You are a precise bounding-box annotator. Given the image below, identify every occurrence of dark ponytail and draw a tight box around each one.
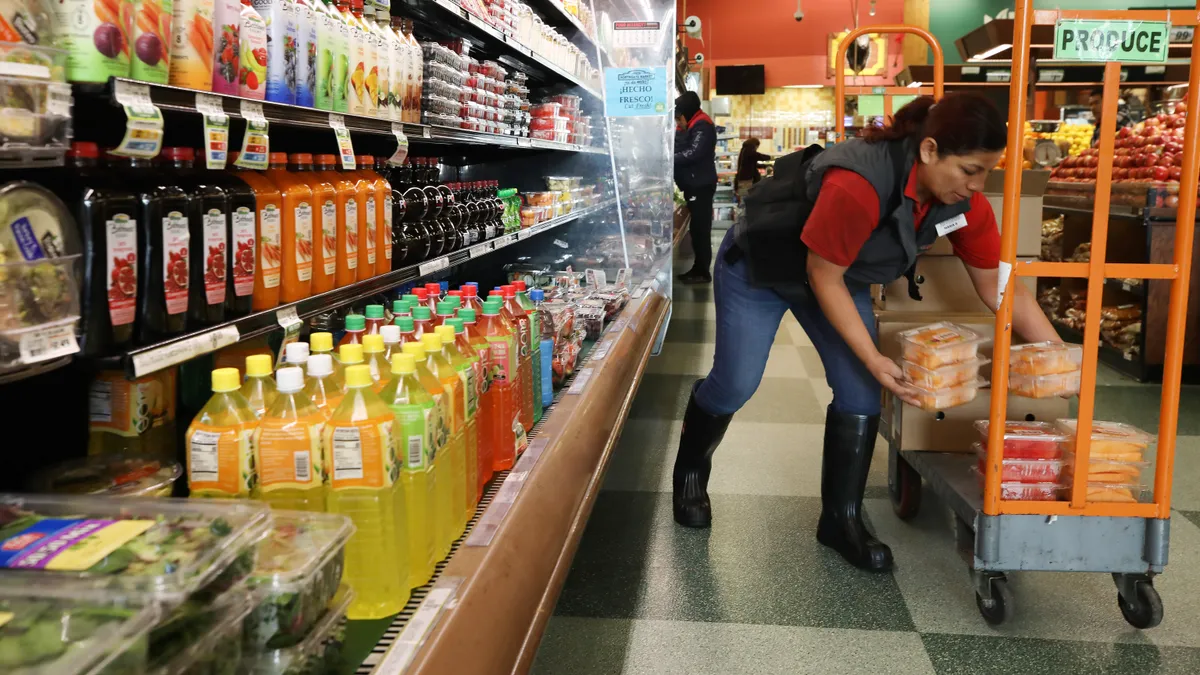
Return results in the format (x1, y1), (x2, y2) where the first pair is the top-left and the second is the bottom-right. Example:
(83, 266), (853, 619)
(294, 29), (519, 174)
(861, 92), (1007, 156)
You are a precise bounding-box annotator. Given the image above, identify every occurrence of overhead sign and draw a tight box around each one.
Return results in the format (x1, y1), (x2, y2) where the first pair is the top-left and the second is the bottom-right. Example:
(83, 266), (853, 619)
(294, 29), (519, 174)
(1054, 20), (1170, 63)
(603, 67), (668, 117)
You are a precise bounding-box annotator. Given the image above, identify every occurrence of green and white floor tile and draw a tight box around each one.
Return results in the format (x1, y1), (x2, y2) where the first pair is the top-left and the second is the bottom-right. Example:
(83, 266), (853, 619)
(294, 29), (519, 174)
(531, 234), (1200, 673)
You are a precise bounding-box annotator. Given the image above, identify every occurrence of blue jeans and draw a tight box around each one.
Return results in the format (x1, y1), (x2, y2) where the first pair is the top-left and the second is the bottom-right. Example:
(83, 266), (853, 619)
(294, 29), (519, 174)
(694, 229), (882, 417)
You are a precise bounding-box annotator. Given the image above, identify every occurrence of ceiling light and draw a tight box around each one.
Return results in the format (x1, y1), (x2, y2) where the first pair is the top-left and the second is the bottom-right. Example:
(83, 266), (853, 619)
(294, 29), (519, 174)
(783, 84), (824, 88)
(869, 0), (876, 16)
(971, 43), (1012, 61)
(906, 81), (923, 88)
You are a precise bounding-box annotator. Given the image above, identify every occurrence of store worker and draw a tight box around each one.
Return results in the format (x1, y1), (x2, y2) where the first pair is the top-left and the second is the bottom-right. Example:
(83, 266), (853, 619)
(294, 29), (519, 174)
(671, 93), (1063, 572)
(674, 90), (719, 284)
(736, 137), (771, 198)
(1088, 89), (1132, 146)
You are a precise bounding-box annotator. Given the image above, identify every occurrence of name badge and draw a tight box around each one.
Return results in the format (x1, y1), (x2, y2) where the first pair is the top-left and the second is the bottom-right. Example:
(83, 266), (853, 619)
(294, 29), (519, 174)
(935, 214), (969, 237)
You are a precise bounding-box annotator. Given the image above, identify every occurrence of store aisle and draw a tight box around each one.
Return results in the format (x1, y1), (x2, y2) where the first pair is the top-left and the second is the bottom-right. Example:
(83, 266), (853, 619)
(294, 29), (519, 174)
(532, 231), (1200, 674)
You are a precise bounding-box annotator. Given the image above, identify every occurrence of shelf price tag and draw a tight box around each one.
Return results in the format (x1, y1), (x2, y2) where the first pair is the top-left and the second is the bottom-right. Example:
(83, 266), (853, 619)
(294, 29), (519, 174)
(592, 338), (613, 361)
(18, 319), (79, 365)
(585, 268), (606, 289)
(235, 101), (269, 170)
(328, 114), (356, 169)
(419, 256), (449, 277)
(567, 367), (594, 395)
(130, 325), (241, 378)
(468, 242), (492, 258)
(196, 93), (229, 169)
(274, 305), (303, 369)
(112, 81), (163, 158)
(615, 267), (632, 288)
(517, 228), (532, 240)
(388, 122), (409, 166)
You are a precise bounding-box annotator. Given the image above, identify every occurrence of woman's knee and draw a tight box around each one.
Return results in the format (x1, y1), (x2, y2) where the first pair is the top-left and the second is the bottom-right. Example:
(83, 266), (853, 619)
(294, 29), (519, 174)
(695, 370), (761, 416)
(830, 381), (883, 417)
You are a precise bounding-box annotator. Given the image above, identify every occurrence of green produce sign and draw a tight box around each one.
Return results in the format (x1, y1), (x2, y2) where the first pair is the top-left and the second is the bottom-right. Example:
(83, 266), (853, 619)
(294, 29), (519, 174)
(1054, 20), (1170, 63)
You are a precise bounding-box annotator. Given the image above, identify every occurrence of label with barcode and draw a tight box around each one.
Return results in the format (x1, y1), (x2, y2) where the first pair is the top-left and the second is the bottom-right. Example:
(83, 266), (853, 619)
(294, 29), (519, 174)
(419, 256), (449, 276)
(469, 243), (492, 258)
(293, 451), (311, 481)
(88, 380), (113, 422)
(189, 430), (221, 481)
(331, 427), (364, 480)
(407, 435), (422, 468)
(518, 229), (532, 240)
(567, 367), (594, 395)
(592, 339), (613, 360)
(131, 325), (240, 378)
(18, 320), (79, 364)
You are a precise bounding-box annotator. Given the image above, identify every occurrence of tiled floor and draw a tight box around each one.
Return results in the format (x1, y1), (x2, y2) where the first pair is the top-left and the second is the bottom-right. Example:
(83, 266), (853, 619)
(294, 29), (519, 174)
(532, 229), (1200, 674)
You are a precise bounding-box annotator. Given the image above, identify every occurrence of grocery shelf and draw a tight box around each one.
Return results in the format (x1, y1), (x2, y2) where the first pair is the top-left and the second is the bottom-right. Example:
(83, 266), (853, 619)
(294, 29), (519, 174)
(524, 0), (609, 63)
(1052, 320), (1147, 381)
(1106, 278), (1146, 295)
(101, 198), (616, 379)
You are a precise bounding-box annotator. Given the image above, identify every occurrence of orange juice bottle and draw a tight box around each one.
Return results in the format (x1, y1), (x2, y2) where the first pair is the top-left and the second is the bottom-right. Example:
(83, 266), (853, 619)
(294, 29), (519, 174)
(253, 366), (328, 512)
(381, 323), (402, 361)
(501, 285), (534, 434)
(357, 155), (392, 276)
(412, 306), (433, 341)
(186, 367), (258, 498)
(394, 316), (418, 346)
(314, 154), (359, 287)
(339, 343), (365, 389)
(346, 158), (375, 279)
(421, 333), (466, 537)
(479, 299), (519, 471)
(323, 364), (410, 619)
(341, 314), (366, 346)
(241, 354), (279, 418)
(364, 304), (386, 334)
(362, 334), (392, 392)
(433, 300), (456, 329)
(230, 153), (284, 311)
(305, 352), (344, 417)
(310, 332), (345, 383)
(436, 324), (479, 516)
(400, 341), (452, 558)
(423, 283), (442, 312)
(457, 308), (494, 496)
(265, 153), (315, 303)
(291, 153), (338, 295)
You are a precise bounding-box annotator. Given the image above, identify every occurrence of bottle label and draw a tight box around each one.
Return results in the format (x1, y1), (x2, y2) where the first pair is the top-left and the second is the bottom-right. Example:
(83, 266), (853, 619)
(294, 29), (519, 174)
(88, 369), (176, 438)
(440, 374), (462, 433)
(394, 400), (433, 470)
(260, 204), (282, 288)
(232, 208), (256, 296)
(430, 391), (450, 455)
(382, 196), (393, 260)
(516, 316), (530, 358)
(321, 200), (337, 275)
(485, 335), (512, 382)
(203, 209), (228, 304)
(106, 214), (137, 327)
(472, 342), (491, 393)
(187, 422), (256, 496)
(255, 414), (326, 490)
(294, 202), (314, 281)
(457, 363), (477, 418)
(365, 197), (377, 264)
(162, 212), (190, 315)
(327, 418), (397, 489)
(344, 200), (358, 269)
(0, 518), (157, 570)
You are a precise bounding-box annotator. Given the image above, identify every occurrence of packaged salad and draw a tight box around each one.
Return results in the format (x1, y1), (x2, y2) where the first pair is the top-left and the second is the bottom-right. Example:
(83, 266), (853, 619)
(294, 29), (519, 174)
(242, 586), (353, 675)
(0, 587), (160, 675)
(147, 587), (259, 675)
(27, 456), (182, 497)
(243, 511), (353, 651)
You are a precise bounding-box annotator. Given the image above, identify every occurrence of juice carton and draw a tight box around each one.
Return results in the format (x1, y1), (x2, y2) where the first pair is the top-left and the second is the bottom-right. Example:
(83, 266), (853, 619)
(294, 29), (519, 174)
(168, 0), (214, 88)
(131, 0), (173, 82)
(253, 0), (298, 103)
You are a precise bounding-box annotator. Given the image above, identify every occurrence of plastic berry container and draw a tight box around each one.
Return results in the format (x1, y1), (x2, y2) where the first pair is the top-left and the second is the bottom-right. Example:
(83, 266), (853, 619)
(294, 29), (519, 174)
(973, 468), (1063, 501)
(895, 322), (989, 369)
(530, 102), (563, 118)
(549, 93), (581, 111)
(900, 357), (988, 390)
(1010, 341), (1084, 375)
(974, 420), (1067, 459)
(907, 378), (985, 412)
(1055, 419), (1154, 461)
(1009, 369), (1082, 398)
(973, 442), (1064, 483)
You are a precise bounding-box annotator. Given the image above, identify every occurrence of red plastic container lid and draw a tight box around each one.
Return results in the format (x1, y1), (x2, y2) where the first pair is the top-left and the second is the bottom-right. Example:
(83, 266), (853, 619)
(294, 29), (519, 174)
(162, 147), (195, 161)
(69, 141), (99, 158)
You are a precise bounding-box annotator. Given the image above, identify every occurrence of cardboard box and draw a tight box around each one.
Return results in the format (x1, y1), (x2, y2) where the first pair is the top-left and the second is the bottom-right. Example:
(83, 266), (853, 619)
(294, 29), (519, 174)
(925, 169), (1049, 258)
(874, 256), (1036, 314)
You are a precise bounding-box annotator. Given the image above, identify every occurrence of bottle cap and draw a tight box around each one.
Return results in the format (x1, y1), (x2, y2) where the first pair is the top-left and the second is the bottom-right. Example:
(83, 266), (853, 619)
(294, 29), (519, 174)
(285, 342), (310, 364)
(363, 334), (385, 353)
(211, 368), (241, 392)
(482, 301), (500, 315)
(436, 301), (455, 315)
(344, 364), (372, 388)
(447, 318), (465, 333)
(424, 282), (441, 296)
(434, 325), (455, 344)
(246, 354), (273, 377)
(345, 314), (366, 331)
(396, 316), (415, 331)
(448, 296), (462, 307)
(393, 299), (410, 314)
(365, 304), (385, 319)
(439, 281), (449, 294)
(276, 367), (305, 393)
(310, 332), (333, 353)
(501, 284), (517, 297)
(307, 353), (333, 377)
(355, 154), (374, 164)
(413, 306), (432, 320)
(401, 342), (426, 358)
(380, 324), (401, 344)
(289, 152), (314, 164)
(269, 152), (288, 165)
(340, 343), (364, 364)
(447, 290), (462, 297)
(391, 353), (416, 375)
(162, 146), (195, 161)
(461, 285), (477, 298)
(413, 288), (428, 300)
(512, 280), (527, 291)
(421, 334), (443, 351)
(458, 308), (477, 322)
(530, 289), (544, 301)
(69, 141), (99, 159)
(315, 153), (337, 165)
(402, 293), (420, 304)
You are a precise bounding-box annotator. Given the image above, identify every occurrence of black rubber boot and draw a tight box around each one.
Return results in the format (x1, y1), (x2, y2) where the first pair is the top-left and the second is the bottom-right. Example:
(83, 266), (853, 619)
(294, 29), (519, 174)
(672, 380), (733, 528)
(816, 407), (894, 572)
(677, 268), (712, 285)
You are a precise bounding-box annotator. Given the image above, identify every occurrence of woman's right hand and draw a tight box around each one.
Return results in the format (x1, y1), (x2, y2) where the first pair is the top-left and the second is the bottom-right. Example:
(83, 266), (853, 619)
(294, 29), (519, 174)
(866, 353), (922, 407)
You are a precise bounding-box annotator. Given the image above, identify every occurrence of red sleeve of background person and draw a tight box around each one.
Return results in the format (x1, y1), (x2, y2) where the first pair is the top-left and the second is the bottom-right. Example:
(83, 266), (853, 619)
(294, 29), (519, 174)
(801, 168), (1001, 269)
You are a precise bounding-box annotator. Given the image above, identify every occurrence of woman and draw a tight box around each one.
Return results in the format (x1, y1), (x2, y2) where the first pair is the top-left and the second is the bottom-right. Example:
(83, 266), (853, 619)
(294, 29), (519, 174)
(671, 93), (1063, 572)
(674, 91), (719, 284)
(735, 138), (771, 198)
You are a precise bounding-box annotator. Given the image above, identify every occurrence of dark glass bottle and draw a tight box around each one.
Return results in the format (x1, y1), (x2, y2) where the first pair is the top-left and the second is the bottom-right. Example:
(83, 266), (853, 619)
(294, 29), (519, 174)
(419, 159), (449, 256)
(399, 158), (433, 262)
(159, 147), (228, 327)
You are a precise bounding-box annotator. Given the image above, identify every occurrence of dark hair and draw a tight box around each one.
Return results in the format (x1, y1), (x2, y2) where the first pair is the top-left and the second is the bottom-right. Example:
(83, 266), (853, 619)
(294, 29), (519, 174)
(861, 92), (1006, 156)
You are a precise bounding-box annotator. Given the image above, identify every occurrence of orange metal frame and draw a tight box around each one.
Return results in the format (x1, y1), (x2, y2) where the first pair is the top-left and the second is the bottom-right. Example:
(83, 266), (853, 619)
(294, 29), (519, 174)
(985, 3), (1199, 519)
(834, 26), (943, 142)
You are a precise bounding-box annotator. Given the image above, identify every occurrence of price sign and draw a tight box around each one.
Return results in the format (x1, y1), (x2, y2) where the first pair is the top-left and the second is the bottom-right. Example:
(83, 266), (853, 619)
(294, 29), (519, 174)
(131, 326), (241, 377)
(274, 305), (304, 369)
(585, 268), (606, 289)
(419, 256), (449, 277)
(518, 228), (532, 240)
(388, 123), (409, 166)
(235, 101), (269, 169)
(468, 242), (492, 258)
(196, 93), (229, 169)
(615, 267), (632, 288)
(112, 81), (163, 158)
(329, 114), (356, 169)
(567, 367), (594, 395)
(1038, 69), (1065, 83)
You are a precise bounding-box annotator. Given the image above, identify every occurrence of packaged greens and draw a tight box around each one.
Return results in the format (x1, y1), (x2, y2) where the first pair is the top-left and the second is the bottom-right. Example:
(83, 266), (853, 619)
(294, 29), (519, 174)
(0, 495), (272, 604)
(242, 586), (353, 675)
(147, 588), (258, 675)
(243, 512), (353, 651)
(0, 587), (159, 675)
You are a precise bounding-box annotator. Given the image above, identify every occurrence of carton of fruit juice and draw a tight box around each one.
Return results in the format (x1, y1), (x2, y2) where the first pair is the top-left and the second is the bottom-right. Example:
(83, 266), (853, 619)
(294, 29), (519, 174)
(238, 0), (267, 99)
(211, 0), (241, 93)
(167, 0), (214, 89)
(131, 0), (173, 82)
(253, 0), (298, 103)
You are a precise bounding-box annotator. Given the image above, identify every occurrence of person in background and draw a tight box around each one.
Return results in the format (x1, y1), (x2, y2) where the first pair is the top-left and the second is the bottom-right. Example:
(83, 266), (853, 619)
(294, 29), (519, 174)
(735, 138), (771, 198)
(674, 91), (719, 284)
(1089, 89), (1132, 146)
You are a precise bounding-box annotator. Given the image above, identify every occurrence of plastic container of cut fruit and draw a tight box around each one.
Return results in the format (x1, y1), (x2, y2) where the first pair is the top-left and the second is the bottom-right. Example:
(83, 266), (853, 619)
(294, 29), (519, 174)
(243, 511), (353, 651)
(974, 420), (1067, 459)
(973, 442), (1064, 483)
(1009, 340), (1083, 375)
(908, 378), (985, 411)
(0, 586), (161, 675)
(1063, 451), (1149, 482)
(1071, 481), (1151, 503)
(900, 357), (988, 389)
(1009, 369), (1081, 398)
(242, 586), (354, 675)
(0, 494), (272, 604)
(1055, 419), (1154, 460)
(28, 455), (182, 497)
(895, 322), (988, 369)
(148, 587), (260, 675)
(973, 468), (1063, 501)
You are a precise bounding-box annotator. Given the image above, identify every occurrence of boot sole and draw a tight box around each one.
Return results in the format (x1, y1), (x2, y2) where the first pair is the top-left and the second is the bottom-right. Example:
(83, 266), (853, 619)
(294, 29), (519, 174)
(815, 529), (894, 573)
(673, 510), (712, 529)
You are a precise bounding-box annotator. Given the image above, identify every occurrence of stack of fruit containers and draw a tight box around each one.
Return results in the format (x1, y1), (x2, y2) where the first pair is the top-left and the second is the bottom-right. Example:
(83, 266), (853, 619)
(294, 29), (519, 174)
(974, 420), (1071, 501)
(1056, 419), (1154, 504)
(894, 322), (989, 411)
(1007, 341), (1083, 398)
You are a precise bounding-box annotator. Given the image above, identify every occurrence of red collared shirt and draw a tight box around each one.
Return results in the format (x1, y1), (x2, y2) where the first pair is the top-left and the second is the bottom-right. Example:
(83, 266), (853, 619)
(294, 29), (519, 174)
(800, 165), (1000, 269)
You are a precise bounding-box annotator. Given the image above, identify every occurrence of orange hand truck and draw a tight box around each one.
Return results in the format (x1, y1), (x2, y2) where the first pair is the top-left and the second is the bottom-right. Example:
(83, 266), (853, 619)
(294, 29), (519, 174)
(838, 10), (1196, 628)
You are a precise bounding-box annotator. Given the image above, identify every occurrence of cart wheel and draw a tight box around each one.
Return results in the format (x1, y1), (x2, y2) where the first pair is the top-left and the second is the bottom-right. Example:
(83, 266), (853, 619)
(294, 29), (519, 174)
(889, 454), (922, 520)
(976, 576), (1015, 626)
(1118, 580), (1163, 629)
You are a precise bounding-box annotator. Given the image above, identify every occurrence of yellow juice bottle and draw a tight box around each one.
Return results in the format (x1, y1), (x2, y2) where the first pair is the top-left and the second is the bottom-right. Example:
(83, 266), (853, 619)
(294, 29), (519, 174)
(379, 353), (438, 589)
(305, 353), (344, 418)
(253, 366), (327, 512)
(241, 354), (278, 418)
(421, 333), (466, 539)
(338, 343), (365, 394)
(401, 341), (452, 558)
(322, 364), (410, 619)
(310, 332), (345, 382)
(436, 324), (478, 520)
(186, 368), (258, 498)
(362, 334), (392, 393)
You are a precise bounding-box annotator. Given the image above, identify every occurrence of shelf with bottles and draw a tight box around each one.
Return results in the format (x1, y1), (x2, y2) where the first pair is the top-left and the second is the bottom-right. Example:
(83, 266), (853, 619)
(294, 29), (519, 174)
(523, 0), (608, 63)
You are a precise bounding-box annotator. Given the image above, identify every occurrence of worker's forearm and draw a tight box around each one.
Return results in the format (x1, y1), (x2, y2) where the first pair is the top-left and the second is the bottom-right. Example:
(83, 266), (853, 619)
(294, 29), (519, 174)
(809, 272), (880, 367)
(1011, 281), (1061, 343)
